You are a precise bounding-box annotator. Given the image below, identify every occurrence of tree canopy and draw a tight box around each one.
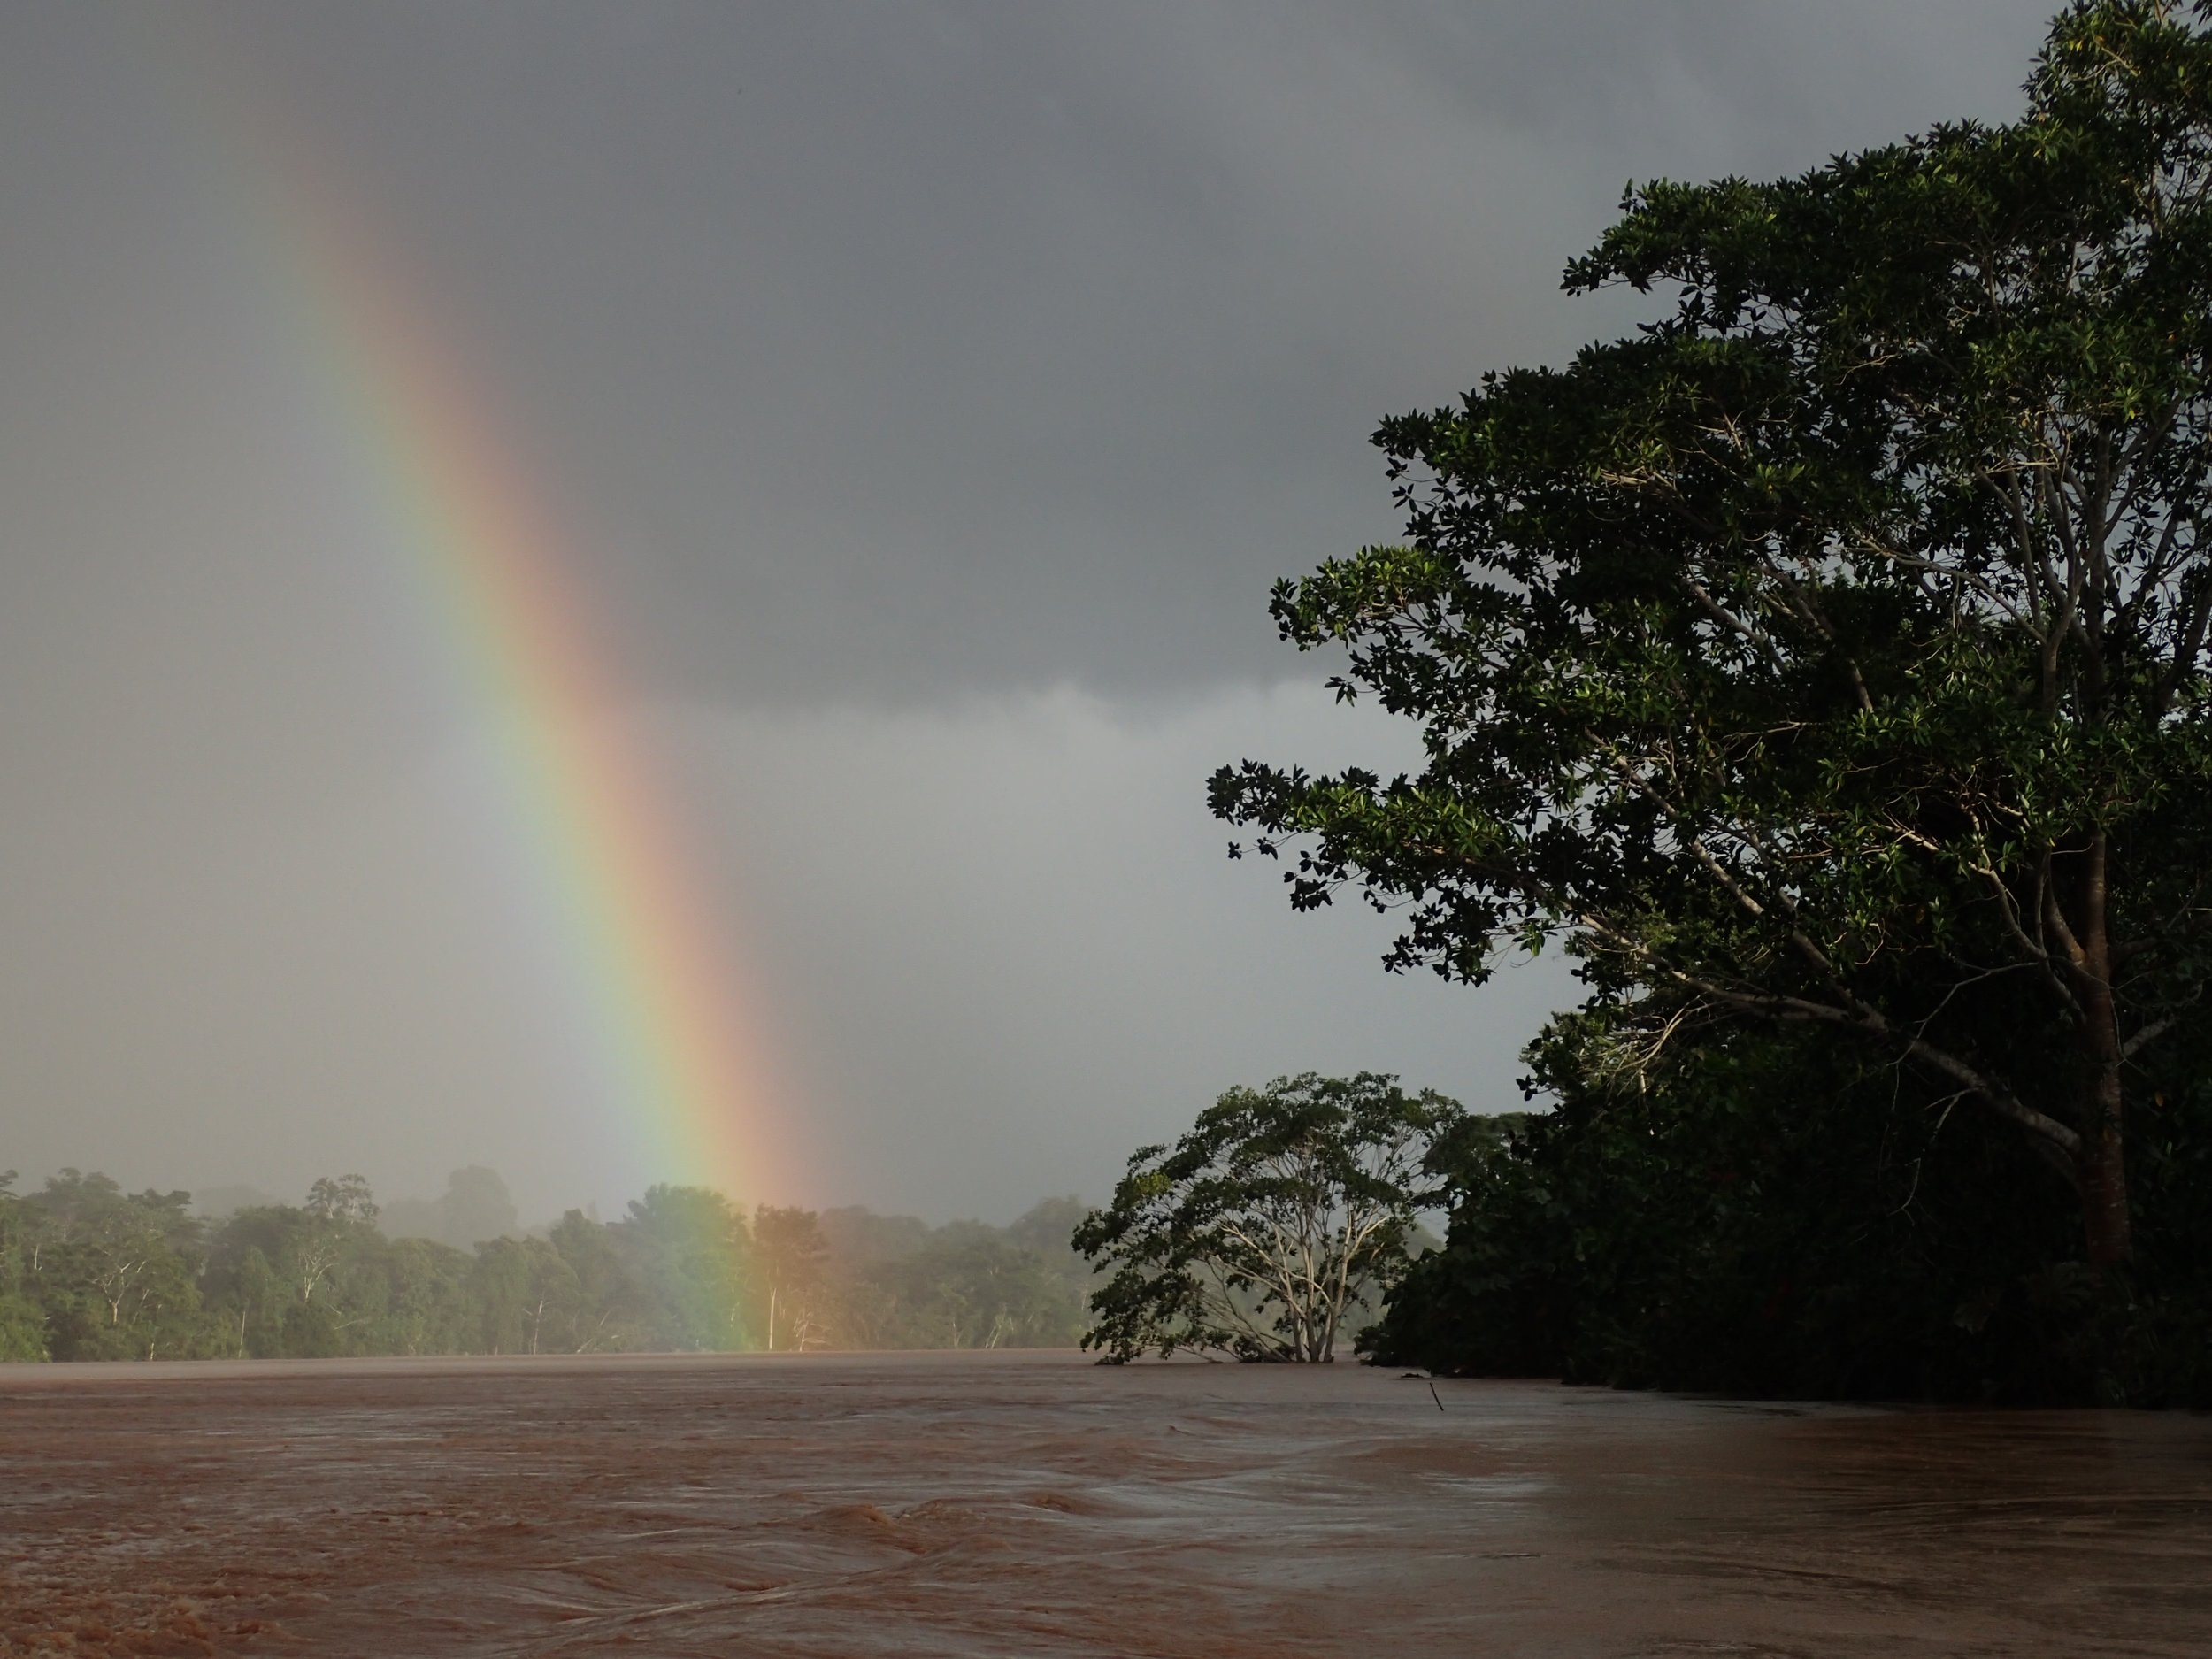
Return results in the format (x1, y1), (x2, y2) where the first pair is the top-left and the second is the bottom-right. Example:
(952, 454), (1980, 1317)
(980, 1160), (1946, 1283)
(1074, 1073), (1460, 1363)
(0, 1168), (1096, 1363)
(1214, 0), (2212, 1273)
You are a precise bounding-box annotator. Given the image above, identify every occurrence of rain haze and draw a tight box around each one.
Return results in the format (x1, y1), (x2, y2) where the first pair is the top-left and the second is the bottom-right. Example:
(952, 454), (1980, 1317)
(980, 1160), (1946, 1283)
(0, 1), (2055, 1225)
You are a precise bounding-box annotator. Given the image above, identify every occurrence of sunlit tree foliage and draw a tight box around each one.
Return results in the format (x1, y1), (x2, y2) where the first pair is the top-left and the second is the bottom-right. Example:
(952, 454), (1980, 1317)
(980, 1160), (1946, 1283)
(1075, 1074), (1461, 1363)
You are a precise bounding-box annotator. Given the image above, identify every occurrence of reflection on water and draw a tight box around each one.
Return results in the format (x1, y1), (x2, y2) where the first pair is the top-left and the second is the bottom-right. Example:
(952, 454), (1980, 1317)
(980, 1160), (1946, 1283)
(2, 1351), (2208, 1656)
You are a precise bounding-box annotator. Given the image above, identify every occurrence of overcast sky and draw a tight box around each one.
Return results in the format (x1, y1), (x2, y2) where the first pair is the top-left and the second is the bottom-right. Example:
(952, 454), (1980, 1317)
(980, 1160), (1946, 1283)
(0, 1), (2056, 1223)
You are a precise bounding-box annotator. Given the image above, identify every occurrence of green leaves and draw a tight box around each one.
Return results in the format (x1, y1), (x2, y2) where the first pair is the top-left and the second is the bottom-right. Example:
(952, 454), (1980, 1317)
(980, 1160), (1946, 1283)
(1216, 0), (2212, 1267)
(1073, 1074), (1463, 1363)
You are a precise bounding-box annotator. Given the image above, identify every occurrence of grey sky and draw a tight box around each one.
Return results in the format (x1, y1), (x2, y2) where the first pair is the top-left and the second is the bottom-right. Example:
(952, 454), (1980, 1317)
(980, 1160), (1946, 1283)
(0, 2), (2055, 1221)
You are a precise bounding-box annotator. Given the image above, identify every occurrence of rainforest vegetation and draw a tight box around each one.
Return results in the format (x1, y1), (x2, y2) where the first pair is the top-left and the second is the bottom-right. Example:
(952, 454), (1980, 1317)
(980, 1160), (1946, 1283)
(1217, 1), (2212, 1404)
(1076, 1072), (1457, 1363)
(0, 1165), (1092, 1362)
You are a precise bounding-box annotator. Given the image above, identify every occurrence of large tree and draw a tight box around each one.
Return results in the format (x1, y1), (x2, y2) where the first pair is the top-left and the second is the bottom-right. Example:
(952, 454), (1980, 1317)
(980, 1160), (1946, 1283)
(1212, 1), (2212, 1268)
(1075, 1073), (1460, 1363)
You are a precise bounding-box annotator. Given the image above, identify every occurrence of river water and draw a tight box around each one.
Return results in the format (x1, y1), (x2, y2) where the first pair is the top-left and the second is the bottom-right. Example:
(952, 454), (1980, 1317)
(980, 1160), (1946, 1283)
(2, 1350), (2207, 1656)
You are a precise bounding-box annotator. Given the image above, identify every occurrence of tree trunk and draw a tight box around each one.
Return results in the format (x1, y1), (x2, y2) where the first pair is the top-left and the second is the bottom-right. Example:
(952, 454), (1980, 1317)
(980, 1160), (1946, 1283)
(2074, 834), (2132, 1268)
(2078, 1065), (2131, 1268)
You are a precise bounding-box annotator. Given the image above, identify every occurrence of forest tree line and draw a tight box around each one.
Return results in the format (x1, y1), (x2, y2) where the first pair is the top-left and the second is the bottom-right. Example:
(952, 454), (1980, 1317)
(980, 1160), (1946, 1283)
(0, 1165), (1093, 1363)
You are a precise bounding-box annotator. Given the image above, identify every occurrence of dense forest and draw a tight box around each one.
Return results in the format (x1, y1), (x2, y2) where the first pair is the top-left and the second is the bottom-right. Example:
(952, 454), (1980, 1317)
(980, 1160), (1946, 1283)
(1366, 1020), (2212, 1404)
(0, 1165), (1093, 1363)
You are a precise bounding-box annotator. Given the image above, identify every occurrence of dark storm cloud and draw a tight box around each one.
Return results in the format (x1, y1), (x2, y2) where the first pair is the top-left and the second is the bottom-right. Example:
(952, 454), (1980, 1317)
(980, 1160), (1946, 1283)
(352, 0), (2055, 706)
(7, 1), (2057, 711)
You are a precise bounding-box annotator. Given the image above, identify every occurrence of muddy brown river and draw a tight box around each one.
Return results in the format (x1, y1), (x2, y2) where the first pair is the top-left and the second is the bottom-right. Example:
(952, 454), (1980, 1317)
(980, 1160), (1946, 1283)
(2, 1350), (2208, 1656)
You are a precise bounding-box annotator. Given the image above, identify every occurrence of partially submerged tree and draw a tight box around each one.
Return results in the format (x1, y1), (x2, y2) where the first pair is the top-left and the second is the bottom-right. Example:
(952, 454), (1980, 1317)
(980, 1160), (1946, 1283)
(614, 1184), (755, 1351)
(1074, 1073), (1461, 1362)
(1213, 1), (2212, 1269)
(18, 1171), (205, 1360)
(752, 1205), (831, 1350)
(0, 1171), (43, 1360)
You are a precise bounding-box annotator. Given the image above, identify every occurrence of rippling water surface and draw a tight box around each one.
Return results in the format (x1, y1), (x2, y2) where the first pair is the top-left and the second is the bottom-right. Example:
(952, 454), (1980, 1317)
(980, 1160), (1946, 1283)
(3, 1350), (2208, 1655)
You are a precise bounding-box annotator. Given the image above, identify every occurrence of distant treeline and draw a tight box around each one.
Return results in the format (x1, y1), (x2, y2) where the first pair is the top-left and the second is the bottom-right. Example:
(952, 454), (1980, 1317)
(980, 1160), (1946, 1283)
(0, 1166), (1093, 1363)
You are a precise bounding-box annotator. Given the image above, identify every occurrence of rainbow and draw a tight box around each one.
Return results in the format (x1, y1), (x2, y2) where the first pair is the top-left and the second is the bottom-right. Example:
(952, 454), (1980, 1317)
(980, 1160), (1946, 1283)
(219, 110), (797, 1208)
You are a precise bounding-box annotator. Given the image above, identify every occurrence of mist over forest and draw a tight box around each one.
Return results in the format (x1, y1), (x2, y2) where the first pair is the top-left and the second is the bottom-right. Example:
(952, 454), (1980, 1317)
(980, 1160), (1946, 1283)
(0, 1164), (1096, 1362)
